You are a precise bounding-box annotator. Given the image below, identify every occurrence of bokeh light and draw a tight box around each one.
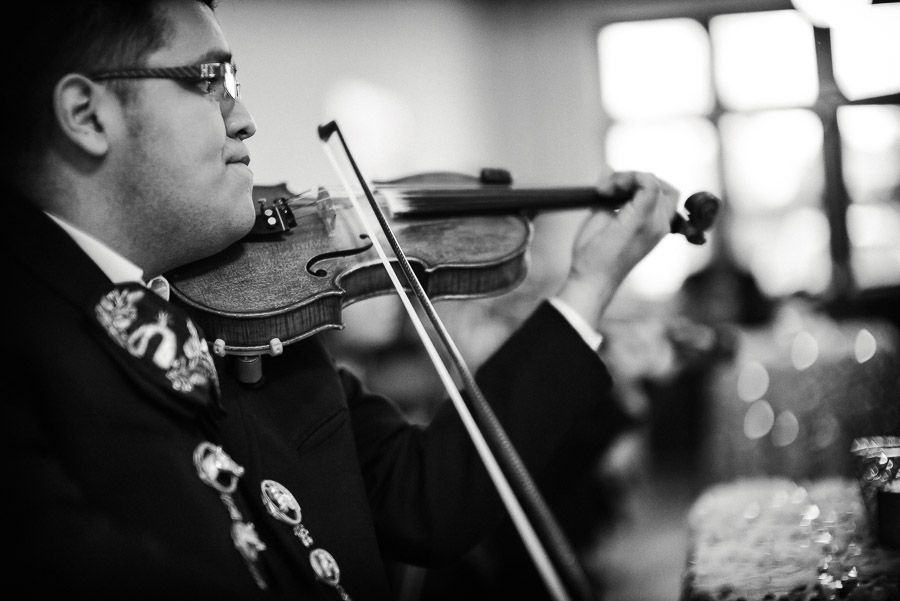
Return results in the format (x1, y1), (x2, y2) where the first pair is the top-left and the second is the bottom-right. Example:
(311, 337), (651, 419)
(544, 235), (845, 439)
(854, 329), (877, 363)
(737, 360), (770, 402)
(771, 410), (801, 447)
(744, 400), (776, 439)
(790, 331), (819, 370)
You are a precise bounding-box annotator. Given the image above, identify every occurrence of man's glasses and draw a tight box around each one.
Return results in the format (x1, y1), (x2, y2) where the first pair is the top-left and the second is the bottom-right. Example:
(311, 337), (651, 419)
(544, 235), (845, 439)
(89, 61), (240, 102)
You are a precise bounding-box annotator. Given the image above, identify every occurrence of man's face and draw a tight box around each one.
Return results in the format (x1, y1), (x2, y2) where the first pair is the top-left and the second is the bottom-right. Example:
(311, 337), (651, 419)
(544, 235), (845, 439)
(114, 0), (257, 273)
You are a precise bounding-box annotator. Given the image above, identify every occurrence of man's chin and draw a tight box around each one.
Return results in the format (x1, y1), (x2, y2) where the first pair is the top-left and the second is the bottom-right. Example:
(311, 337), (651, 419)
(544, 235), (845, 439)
(219, 220), (253, 253)
(194, 222), (252, 263)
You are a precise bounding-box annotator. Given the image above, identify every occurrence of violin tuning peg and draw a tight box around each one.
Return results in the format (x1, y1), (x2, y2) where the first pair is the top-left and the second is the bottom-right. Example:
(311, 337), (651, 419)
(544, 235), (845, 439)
(670, 212), (708, 245)
(684, 191), (721, 231)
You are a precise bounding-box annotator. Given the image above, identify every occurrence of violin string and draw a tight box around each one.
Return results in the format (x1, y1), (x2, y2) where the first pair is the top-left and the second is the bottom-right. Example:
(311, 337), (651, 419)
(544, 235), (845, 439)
(319, 136), (573, 601)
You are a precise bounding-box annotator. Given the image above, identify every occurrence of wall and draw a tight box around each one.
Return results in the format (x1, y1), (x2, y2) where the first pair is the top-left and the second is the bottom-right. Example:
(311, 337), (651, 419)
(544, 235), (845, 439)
(215, 0), (791, 191)
(216, 0), (500, 192)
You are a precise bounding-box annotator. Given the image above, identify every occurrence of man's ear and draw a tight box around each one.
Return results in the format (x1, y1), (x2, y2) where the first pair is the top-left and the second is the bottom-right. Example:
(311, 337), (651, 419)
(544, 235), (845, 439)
(53, 74), (115, 157)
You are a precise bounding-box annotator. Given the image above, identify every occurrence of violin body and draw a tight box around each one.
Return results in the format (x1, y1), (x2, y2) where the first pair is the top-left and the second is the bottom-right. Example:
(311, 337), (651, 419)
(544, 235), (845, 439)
(168, 182), (533, 356)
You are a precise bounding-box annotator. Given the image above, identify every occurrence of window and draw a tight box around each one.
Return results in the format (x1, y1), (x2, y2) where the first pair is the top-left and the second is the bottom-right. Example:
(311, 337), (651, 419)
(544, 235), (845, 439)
(597, 1), (900, 304)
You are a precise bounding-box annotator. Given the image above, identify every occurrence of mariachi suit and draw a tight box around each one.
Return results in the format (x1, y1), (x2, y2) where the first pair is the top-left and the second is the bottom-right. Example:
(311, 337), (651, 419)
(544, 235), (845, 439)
(3, 189), (630, 600)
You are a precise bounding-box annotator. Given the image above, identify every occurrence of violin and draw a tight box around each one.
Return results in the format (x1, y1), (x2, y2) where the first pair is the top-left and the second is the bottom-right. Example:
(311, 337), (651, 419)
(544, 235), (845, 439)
(167, 169), (719, 359)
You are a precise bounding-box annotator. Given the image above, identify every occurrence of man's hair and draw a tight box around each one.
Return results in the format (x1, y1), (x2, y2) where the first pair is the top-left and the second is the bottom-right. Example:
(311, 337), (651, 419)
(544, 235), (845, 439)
(3, 0), (215, 182)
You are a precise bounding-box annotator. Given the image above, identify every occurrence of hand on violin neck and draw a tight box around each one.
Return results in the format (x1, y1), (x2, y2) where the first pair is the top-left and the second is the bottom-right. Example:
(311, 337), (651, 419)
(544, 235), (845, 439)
(556, 171), (680, 326)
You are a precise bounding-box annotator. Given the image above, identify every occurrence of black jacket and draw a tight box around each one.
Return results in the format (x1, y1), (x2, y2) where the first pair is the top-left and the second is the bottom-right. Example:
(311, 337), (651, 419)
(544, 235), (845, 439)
(2, 190), (627, 600)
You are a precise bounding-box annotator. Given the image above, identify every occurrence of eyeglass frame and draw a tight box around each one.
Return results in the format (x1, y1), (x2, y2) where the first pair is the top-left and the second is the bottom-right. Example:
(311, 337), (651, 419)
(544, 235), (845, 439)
(88, 61), (240, 101)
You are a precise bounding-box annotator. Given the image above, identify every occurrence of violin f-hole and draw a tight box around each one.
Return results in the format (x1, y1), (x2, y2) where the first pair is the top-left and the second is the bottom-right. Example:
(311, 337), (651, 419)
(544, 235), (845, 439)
(306, 234), (373, 277)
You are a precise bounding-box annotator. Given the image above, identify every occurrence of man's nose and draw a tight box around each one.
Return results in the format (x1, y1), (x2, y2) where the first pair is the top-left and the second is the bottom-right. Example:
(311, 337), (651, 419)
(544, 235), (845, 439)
(226, 98), (257, 140)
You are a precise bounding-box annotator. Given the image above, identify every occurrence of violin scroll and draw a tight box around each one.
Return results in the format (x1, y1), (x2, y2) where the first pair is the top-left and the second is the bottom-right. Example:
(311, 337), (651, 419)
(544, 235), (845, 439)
(670, 191), (721, 245)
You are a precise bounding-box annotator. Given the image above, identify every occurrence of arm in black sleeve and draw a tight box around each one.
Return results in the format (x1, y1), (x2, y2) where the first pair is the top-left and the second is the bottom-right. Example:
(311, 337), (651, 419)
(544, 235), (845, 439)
(347, 301), (633, 565)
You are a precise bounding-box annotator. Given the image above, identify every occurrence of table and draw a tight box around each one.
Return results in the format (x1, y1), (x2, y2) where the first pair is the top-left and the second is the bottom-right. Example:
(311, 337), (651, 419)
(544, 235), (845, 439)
(680, 478), (900, 601)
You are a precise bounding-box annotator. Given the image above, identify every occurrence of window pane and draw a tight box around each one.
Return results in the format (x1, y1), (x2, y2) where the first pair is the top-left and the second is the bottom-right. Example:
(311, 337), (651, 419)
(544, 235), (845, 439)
(720, 109), (824, 214)
(832, 4), (900, 101)
(848, 204), (900, 289)
(710, 10), (818, 110)
(598, 18), (712, 120)
(839, 105), (900, 205)
(605, 117), (721, 198)
(841, 104), (900, 289)
(721, 109), (830, 296)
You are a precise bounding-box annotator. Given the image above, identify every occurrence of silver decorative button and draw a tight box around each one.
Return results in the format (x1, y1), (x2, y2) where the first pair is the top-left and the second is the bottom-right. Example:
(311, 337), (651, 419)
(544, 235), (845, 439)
(309, 547), (341, 587)
(260, 479), (302, 525)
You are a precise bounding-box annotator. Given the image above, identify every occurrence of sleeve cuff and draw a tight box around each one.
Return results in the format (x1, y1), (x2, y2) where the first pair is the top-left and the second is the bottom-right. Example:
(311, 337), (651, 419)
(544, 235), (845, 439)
(548, 297), (604, 351)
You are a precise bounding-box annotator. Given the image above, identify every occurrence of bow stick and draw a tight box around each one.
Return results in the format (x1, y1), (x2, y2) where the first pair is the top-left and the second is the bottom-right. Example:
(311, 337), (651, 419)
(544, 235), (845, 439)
(319, 120), (595, 601)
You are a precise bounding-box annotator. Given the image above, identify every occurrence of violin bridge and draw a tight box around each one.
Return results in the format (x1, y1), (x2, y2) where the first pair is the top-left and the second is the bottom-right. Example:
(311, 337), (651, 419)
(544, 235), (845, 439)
(315, 186), (336, 236)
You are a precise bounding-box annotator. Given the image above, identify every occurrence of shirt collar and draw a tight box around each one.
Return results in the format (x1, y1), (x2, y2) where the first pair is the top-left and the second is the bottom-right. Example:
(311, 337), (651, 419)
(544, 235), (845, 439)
(45, 212), (145, 285)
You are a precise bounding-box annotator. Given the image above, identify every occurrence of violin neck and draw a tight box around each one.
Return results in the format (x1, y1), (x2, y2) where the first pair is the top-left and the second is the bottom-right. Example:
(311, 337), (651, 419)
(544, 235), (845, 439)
(380, 185), (629, 218)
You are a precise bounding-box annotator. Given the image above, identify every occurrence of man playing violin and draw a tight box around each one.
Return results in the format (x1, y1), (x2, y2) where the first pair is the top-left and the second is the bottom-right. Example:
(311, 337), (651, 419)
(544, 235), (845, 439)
(1, 1), (680, 599)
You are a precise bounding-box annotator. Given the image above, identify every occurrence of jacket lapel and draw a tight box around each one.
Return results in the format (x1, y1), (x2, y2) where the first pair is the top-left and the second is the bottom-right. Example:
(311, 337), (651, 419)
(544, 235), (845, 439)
(90, 282), (223, 418)
(5, 190), (223, 419)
